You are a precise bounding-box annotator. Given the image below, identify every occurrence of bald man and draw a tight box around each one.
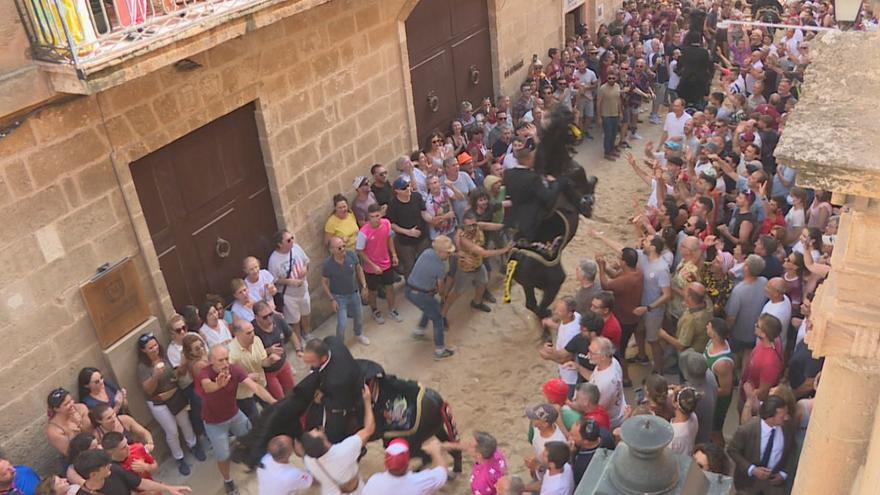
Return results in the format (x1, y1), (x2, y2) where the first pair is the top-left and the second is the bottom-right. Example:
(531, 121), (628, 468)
(762, 277), (792, 350)
(197, 345), (277, 495)
(659, 282), (713, 354)
(257, 435), (313, 494)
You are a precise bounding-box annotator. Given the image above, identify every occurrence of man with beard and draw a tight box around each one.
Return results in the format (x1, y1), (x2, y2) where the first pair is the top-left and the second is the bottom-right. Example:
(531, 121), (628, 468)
(301, 337), (364, 443)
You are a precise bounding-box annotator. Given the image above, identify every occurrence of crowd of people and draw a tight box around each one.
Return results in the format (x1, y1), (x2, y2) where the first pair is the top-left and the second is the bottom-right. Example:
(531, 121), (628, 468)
(1, 0), (869, 493)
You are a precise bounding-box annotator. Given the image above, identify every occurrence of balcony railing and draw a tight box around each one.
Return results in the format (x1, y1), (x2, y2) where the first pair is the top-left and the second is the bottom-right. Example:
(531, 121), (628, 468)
(14, 0), (277, 71)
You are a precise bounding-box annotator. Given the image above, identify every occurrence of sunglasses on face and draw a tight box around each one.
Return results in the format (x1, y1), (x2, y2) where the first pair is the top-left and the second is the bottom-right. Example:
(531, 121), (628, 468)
(49, 387), (68, 405)
(173, 326), (187, 333)
(432, 139), (443, 144)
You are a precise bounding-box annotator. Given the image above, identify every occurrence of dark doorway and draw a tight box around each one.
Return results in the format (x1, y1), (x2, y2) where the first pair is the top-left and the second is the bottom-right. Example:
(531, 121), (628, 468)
(406, 0), (495, 148)
(130, 103), (278, 310)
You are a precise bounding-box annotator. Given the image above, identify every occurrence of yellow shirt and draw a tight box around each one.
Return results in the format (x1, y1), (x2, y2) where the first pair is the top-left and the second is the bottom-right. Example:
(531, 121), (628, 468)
(228, 338), (268, 399)
(325, 213), (359, 249)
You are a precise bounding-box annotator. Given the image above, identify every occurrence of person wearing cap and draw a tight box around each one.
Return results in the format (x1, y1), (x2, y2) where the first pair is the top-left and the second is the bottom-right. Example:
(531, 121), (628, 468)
(405, 235), (456, 360)
(524, 403), (567, 481)
(356, 203), (403, 325)
(570, 418), (614, 485)
(256, 435), (313, 494)
(679, 348), (718, 445)
(387, 177), (430, 278)
(362, 438), (447, 494)
(302, 384), (374, 495)
(457, 151), (485, 188)
(351, 175), (379, 227)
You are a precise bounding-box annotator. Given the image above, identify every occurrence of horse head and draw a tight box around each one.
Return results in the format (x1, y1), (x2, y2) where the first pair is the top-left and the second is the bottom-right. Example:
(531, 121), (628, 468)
(229, 372), (319, 470)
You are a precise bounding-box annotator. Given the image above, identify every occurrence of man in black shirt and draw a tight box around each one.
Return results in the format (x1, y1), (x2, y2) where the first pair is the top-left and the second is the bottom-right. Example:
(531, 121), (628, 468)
(571, 419), (615, 485)
(387, 177), (430, 277)
(73, 449), (190, 495)
(503, 147), (562, 242)
(301, 336), (364, 443)
(370, 164), (394, 207)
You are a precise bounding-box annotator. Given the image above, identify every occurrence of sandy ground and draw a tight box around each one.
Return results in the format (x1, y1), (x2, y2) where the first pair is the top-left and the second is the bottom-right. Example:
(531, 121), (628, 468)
(155, 109), (739, 494)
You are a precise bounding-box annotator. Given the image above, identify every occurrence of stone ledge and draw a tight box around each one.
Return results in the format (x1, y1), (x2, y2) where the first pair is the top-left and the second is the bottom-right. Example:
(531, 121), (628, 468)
(775, 30), (880, 199)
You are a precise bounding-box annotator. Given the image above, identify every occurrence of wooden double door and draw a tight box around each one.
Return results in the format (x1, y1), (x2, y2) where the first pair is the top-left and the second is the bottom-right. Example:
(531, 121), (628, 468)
(130, 103), (278, 310)
(406, 0), (495, 147)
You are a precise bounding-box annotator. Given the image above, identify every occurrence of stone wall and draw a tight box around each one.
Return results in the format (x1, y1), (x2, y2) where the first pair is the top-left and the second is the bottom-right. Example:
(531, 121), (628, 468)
(491, 0), (566, 98)
(0, 0), (565, 470)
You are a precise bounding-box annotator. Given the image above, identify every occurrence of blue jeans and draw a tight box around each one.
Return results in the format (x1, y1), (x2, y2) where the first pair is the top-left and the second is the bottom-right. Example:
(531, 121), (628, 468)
(333, 292), (363, 340)
(404, 287), (445, 349)
(602, 116), (620, 155)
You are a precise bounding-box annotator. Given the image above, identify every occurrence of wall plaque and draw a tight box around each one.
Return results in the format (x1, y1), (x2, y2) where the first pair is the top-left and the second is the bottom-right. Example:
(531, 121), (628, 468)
(80, 257), (151, 349)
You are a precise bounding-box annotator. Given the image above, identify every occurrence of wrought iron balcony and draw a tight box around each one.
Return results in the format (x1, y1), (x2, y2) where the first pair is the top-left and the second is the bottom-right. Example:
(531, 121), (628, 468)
(13, 0), (323, 93)
(16, 0), (276, 68)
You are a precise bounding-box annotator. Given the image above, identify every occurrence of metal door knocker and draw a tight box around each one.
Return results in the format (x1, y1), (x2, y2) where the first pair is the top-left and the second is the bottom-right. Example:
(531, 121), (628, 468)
(427, 91), (440, 112)
(215, 237), (231, 258)
(469, 65), (480, 85)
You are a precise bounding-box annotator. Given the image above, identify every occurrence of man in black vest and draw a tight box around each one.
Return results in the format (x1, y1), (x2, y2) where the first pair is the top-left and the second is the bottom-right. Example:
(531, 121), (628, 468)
(503, 146), (563, 243)
(301, 337), (364, 443)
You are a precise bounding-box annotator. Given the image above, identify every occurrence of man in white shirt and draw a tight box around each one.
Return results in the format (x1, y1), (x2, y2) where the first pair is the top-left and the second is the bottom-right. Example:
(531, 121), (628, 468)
(727, 395), (792, 494)
(302, 385), (375, 495)
(761, 278), (792, 349)
(257, 435), (314, 494)
(538, 298), (582, 397)
(362, 438), (448, 494)
(657, 98), (692, 151)
(586, 337), (626, 428)
(523, 441), (575, 495)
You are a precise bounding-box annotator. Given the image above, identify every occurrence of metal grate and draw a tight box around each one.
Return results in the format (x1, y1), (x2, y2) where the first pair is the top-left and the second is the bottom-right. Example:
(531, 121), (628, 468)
(14, 0), (275, 70)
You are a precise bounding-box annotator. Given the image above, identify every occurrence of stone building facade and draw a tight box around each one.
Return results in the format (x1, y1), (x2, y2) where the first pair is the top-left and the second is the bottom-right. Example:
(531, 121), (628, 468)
(0, 0), (570, 470)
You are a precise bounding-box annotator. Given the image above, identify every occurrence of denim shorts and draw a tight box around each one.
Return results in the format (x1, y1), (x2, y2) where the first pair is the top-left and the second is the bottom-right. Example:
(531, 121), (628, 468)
(204, 410), (251, 461)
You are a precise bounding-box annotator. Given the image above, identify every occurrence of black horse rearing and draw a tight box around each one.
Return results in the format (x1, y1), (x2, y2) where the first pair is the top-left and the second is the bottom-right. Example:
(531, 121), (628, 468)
(231, 359), (463, 474)
(504, 107), (598, 320)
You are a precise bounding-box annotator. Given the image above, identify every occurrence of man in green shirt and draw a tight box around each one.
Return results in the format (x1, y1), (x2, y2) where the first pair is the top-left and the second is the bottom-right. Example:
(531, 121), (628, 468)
(597, 72), (623, 160)
(659, 282), (713, 354)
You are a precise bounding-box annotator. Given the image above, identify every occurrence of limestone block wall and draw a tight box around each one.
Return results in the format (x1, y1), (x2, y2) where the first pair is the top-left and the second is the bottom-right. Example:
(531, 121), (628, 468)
(490, 0), (566, 98)
(0, 0), (566, 470)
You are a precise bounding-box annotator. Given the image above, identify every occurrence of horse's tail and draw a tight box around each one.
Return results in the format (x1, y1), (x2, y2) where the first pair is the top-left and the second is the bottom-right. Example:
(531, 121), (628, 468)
(230, 394), (303, 471)
(503, 258), (519, 304)
(439, 399), (460, 443)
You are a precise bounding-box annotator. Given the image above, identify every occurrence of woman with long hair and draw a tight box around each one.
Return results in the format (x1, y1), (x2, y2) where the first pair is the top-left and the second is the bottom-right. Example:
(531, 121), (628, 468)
(88, 403), (153, 451)
(76, 367), (127, 413)
(136, 333), (202, 475)
(424, 131), (451, 171)
(198, 301), (232, 349)
(447, 119), (469, 156)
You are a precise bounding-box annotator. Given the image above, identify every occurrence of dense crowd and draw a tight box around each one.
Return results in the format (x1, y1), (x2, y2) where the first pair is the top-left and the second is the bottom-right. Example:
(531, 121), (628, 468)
(1, 0), (872, 494)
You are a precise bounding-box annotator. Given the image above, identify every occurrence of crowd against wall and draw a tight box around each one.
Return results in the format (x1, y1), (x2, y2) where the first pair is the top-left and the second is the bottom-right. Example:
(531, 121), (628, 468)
(1, 0), (877, 494)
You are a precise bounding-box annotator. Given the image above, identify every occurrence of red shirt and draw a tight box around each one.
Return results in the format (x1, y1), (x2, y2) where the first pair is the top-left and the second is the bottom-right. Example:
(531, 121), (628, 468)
(196, 364), (248, 424)
(120, 442), (155, 480)
(602, 314), (622, 348)
(740, 340), (783, 403)
(584, 405), (611, 431)
(760, 210), (785, 235)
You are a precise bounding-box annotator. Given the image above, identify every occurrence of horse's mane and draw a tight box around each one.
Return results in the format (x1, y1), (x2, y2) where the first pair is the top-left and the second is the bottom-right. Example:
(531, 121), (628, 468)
(534, 106), (578, 177)
(230, 372), (318, 470)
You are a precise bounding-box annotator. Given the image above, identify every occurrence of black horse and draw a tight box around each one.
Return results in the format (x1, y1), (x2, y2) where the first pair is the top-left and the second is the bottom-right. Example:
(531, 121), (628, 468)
(503, 107), (597, 320)
(232, 359), (463, 473)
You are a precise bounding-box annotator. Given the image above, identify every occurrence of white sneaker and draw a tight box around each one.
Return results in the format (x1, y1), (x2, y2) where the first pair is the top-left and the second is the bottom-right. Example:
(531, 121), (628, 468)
(388, 309), (404, 322)
(631, 132), (644, 140)
(357, 335), (371, 346)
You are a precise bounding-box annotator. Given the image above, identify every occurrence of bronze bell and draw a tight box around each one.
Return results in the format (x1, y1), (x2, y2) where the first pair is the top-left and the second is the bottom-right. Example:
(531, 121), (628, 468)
(575, 415), (733, 494)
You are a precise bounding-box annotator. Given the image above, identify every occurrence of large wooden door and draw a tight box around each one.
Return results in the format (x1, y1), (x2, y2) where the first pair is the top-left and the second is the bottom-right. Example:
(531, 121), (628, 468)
(406, 0), (494, 147)
(131, 103), (278, 310)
